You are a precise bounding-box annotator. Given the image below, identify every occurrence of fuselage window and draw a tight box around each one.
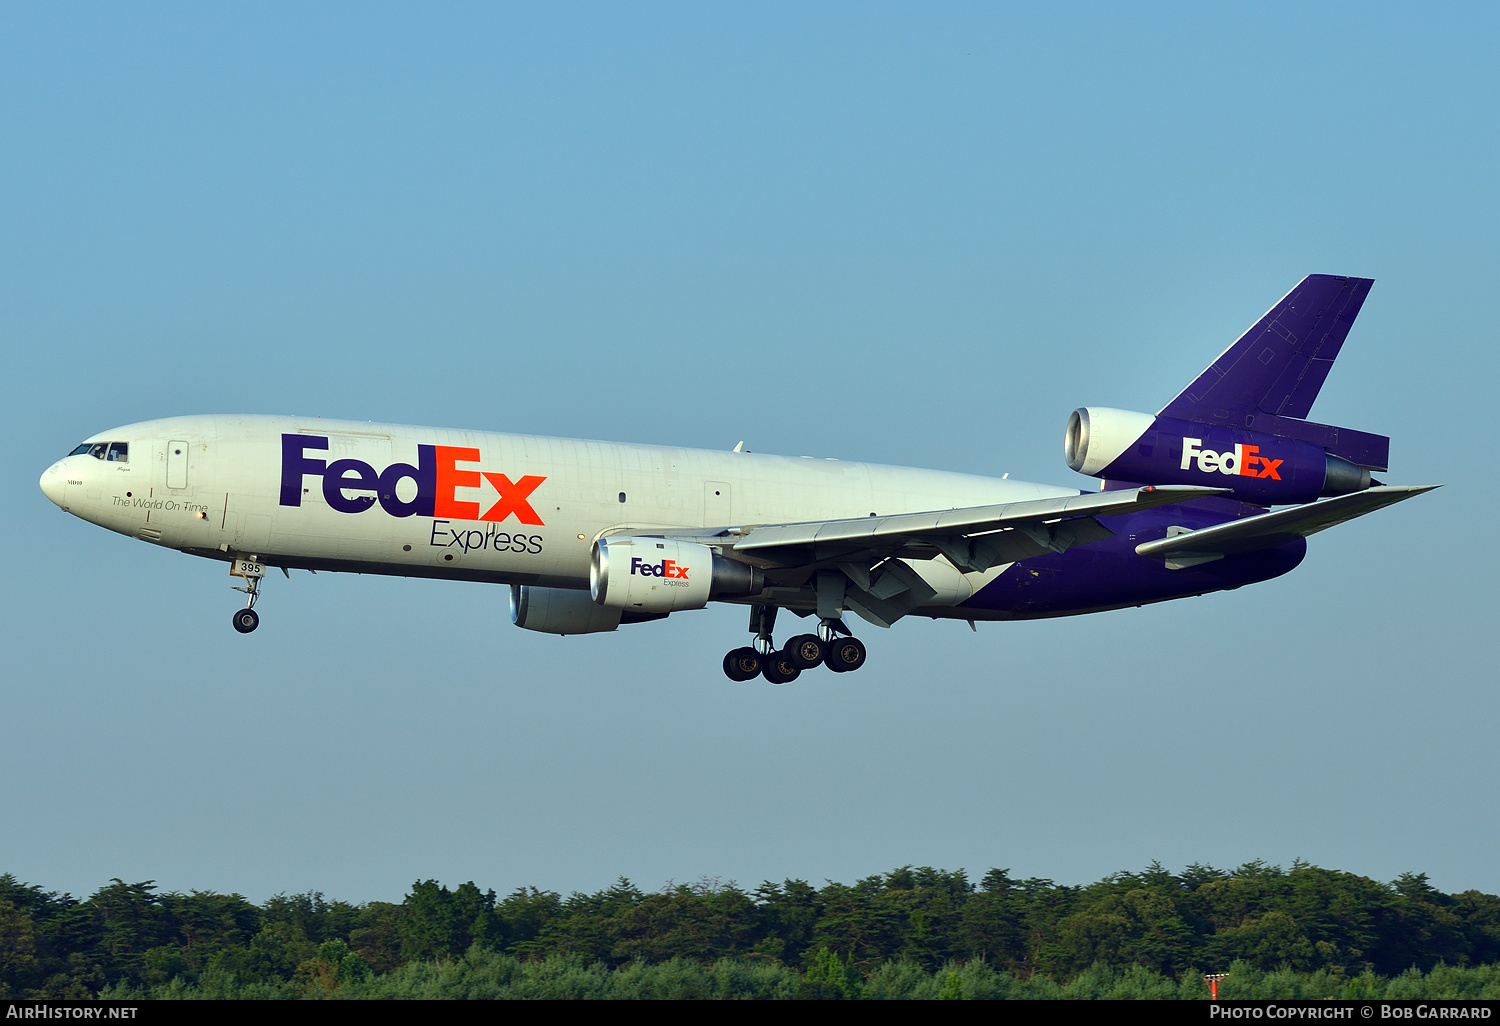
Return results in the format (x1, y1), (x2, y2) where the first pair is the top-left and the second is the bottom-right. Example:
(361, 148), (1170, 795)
(106, 442), (129, 463)
(87, 443), (109, 460)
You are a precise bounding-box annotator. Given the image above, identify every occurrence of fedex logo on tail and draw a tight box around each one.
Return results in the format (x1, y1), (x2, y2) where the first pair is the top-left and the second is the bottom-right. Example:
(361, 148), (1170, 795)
(1181, 438), (1283, 480)
(630, 557), (690, 580)
(279, 434), (546, 524)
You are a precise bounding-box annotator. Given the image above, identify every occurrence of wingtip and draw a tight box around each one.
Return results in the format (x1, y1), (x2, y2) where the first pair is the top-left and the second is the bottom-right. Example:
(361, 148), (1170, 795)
(1368, 483), (1442, 494)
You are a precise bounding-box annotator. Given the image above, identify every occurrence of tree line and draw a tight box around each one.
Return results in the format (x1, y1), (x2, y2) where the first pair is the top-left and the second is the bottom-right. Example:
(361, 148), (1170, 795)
(3, 860), (1499, 999)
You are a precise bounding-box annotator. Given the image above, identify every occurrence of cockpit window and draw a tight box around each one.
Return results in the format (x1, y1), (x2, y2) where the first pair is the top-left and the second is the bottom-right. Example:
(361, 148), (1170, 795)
(70, 438), (128, 459)
(69, 441), (129, 461)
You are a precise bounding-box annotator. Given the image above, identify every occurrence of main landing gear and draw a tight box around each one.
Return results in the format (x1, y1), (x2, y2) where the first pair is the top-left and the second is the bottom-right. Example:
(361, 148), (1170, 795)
(722, 606), (868, 683)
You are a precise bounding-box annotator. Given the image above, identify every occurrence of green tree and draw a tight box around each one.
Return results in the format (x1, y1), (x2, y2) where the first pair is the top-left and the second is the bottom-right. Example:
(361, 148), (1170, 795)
(612, 880), (760, 964)
(348, 902), (402, 973)
(800, 946), (861, 999)
(1206, 910), (1317, 970)
(520, 878), (645, 964)
(0, 898), (39, 996)
(753, 879), (820, 964)
(1453, 890), (1500, 966)
(398, 880), (496, 962)
(261, 891), (361, 944)
(85, 880), (172, 986)
(1050, 889), (1194, 976)
(1377, 873), (1470, 972)
(205, 920), (316, 985)
(158, 890), (261, 976)
(494, 887), (562, 952)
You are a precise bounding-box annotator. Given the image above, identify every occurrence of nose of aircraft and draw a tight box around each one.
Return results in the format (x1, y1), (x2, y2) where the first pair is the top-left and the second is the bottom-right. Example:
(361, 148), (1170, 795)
(40, 462), (67, 508)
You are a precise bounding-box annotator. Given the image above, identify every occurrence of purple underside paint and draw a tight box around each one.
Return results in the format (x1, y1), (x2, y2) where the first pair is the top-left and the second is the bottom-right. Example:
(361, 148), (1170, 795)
(957, 504), (1306, 620)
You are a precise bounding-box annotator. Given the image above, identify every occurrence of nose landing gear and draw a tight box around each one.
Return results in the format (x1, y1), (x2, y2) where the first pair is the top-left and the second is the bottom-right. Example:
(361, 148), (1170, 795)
(230, 557), (267, 634)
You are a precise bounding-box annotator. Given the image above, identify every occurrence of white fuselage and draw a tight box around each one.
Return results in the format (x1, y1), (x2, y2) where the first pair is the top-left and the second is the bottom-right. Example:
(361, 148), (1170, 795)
(41, 415), (1076, 608)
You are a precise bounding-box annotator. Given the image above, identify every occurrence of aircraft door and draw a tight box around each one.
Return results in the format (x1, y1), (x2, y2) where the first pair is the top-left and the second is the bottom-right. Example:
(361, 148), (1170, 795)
(167, 440), (189, 490)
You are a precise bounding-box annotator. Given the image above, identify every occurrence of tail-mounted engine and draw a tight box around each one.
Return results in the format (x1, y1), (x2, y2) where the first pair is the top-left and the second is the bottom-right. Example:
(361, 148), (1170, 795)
(590, 537), (762, 613)
(1065, 407), (1380, 504)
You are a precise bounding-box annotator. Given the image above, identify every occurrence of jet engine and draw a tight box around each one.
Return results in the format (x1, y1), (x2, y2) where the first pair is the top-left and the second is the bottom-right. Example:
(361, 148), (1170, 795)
(511, 585), (626, 634)
(1065, 407), (1374, 505)
(590, 537), (762, 613)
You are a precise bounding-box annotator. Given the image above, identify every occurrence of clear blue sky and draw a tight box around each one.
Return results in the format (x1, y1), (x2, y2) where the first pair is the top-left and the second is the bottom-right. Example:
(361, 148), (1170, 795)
(3, 3), (1496, 903)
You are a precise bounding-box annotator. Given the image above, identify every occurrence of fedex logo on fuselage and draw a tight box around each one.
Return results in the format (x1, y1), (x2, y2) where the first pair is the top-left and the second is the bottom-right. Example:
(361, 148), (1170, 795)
(630, 557), (689, 580)
(1180, 438), (1283, 480)
(279, 434), (546, 523)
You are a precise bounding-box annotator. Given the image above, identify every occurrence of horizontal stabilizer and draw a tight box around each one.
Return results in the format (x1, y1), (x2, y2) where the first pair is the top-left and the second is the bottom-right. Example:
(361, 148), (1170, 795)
(1134, 485), (1437, 564)
(1240, 413), (1389, 472)
(1162, 275), (1374, 425)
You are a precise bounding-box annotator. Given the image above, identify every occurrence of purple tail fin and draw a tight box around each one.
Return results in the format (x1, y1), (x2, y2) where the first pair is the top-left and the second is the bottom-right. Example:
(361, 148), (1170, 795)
(1159, 275), (1388, 471)
(1162, 274), (1373, 420)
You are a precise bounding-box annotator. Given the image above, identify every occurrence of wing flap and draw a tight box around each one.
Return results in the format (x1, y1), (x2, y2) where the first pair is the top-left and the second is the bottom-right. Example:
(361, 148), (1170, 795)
(1134, 485), (1437, 562)
(843, 560), (939, 629)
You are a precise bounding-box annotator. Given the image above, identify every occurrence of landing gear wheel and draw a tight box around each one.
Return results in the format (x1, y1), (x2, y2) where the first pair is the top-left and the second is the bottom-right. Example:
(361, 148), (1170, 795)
(761, 653), (801, 685)
(824, 636), (866, 673)
(784, 634), (825, 669)
(232, 608), (260, 634)
(723, 647), (762, 681)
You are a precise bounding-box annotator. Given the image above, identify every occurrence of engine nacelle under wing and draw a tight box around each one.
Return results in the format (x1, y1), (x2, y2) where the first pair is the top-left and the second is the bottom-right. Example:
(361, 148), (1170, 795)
(590, 537), (761, 613)
(511, 585), (624, 634)
(1065, 407), (1373, 505)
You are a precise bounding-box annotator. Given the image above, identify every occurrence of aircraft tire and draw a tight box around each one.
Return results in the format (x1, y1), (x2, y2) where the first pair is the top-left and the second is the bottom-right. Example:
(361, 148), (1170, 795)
(232, 608), (260, 634)
(784, 634), (825, 669)
(723, 647), (761, 681)
(824, 636), (866, 673)
(761, 653), (801, 685)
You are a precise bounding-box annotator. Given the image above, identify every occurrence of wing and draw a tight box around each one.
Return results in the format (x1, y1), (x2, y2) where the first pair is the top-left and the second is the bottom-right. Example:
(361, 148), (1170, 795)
(659, 484), (1228, 627)
(1133, 485), (1437, 569)
(727, 484), (1226, 569)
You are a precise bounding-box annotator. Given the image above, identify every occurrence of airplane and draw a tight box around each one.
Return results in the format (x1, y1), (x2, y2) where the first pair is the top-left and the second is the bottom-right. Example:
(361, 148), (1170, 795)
(40, 274), (1434, 683)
